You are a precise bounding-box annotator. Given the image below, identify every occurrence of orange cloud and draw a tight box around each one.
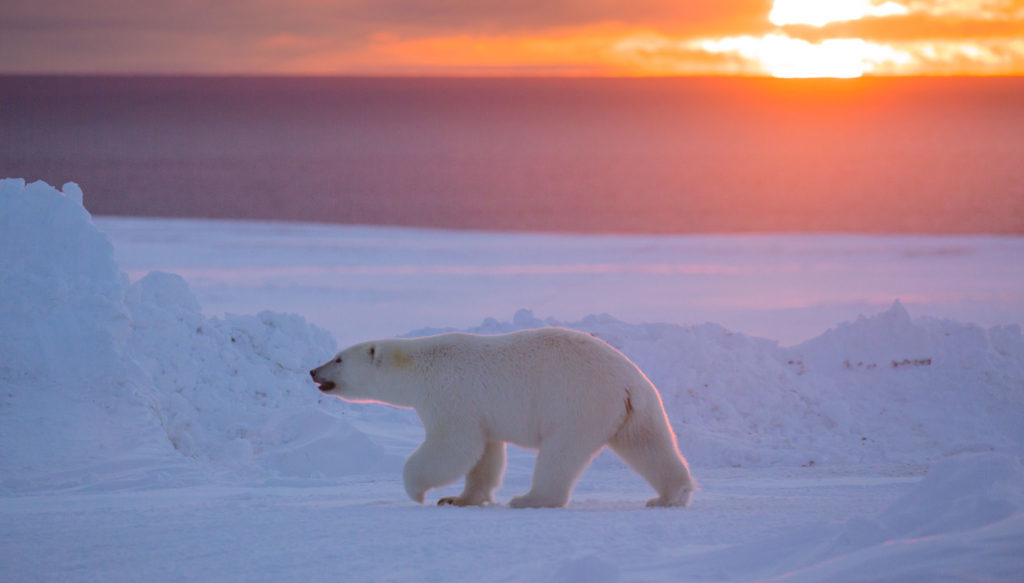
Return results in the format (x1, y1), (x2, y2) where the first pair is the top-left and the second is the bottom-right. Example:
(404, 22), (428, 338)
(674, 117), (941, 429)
(256, 25), (636, 76)
(364, 27), (626, 75)
(903, 0), (1024, 20)
(615, 0), (1024, 77)
(294, 0), (1024, 77)
(2, 0), (1023, 75)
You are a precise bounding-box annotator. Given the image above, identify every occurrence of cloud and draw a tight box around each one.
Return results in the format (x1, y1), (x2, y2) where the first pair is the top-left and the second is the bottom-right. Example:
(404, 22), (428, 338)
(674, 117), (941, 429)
(781, 10), (1024, 43)
(757, 0), (1024, 75)
(769, 0), (909, 27)
(2, 0), (1023, 74)
(0, 0), (759, 73)
(2, 0), (772, 38)
(327, 0), (774, 36)
(903, 0), (1024, 21)
(0, 0), (777, 74)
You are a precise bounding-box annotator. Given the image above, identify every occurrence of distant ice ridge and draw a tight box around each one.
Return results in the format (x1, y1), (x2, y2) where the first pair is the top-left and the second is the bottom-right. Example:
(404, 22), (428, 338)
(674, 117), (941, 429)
(2, 178), (1023, 493)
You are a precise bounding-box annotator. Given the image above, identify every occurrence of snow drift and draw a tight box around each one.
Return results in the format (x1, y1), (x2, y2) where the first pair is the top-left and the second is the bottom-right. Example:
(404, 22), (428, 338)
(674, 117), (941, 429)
(661, 451), (1024, 582)
(1, 179), (171, 489)
(2, 178), (1023, 493)
(0, 179), (394, 490)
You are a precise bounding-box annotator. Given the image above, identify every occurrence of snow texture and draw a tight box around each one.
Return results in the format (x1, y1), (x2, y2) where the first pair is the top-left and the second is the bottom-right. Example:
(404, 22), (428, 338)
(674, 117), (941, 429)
(1, 178), (1022, 582)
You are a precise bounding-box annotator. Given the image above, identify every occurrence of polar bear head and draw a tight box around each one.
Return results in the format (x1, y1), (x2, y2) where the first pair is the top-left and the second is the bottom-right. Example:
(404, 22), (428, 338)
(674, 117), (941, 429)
(310, 340), (414, 406)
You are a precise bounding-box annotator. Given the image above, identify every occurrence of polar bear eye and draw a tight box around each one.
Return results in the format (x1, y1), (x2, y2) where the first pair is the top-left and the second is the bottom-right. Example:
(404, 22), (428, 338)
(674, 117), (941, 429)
(334, 357), (341, 364)
(368, 346), (376, 360)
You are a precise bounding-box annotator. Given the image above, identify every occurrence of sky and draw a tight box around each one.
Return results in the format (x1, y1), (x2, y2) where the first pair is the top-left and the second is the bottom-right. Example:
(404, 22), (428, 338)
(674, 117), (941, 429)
(2, 0), (1023, 77)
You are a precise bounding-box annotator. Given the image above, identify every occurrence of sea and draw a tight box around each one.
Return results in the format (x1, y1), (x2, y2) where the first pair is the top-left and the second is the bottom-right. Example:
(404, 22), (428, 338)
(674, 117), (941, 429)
(2, 75), (1022, 234)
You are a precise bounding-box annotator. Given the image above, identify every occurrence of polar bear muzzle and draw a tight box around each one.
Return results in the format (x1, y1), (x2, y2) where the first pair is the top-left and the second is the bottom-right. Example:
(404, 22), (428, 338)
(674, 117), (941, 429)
(309, 367), (336, 392)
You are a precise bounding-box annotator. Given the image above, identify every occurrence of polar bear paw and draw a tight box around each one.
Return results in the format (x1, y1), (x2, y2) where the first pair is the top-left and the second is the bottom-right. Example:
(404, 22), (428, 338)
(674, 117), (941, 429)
(437, 494), (493, 507)
(645, 488), (692, 508)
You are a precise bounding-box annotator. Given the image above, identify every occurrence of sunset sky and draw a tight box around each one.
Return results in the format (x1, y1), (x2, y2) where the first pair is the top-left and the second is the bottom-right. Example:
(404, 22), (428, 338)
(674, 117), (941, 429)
(3, 0), (1024, 77)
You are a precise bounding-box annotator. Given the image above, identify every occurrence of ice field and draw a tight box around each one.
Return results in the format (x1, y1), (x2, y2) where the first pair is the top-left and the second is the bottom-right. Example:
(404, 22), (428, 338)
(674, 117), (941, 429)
(2, 179), (1023, 582)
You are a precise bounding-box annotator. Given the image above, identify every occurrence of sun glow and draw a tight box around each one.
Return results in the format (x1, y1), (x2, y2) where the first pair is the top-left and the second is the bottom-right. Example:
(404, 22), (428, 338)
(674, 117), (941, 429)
(6, 0), (1024, 76)
(683, 0), (918, 77)
(245, 0), (1021, 77)
(769, 0), (909, 27)
(699, 34), (913, 77)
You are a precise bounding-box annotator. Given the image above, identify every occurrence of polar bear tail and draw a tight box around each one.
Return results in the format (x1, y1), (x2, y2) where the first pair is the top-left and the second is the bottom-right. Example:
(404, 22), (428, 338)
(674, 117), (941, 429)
(609, 386), (696, 507)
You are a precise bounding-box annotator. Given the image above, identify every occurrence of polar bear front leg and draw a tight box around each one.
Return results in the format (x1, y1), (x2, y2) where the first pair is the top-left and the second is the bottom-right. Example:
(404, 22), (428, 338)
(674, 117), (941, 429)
(403, 429), (484, 504)
(438, 441), (507, 507)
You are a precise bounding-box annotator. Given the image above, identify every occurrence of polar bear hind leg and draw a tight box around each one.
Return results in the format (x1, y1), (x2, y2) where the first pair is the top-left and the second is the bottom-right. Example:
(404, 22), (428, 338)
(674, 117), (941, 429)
(438, 441), (507, 506)
(609, 406), (695, 507)
(509, 436), (605, 508)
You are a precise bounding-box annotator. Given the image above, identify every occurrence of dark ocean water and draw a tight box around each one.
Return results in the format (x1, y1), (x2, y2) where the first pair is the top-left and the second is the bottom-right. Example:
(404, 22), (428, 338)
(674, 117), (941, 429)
(2, 75), (1022, 233)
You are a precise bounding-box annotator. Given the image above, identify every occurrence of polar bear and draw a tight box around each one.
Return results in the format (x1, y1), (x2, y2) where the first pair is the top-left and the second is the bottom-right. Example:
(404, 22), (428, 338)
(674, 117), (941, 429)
(310, 327), (695, 508)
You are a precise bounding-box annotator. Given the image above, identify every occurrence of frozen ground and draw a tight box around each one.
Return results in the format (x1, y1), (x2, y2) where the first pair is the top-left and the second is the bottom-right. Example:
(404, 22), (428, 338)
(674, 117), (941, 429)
(2, 179), (1023, 582)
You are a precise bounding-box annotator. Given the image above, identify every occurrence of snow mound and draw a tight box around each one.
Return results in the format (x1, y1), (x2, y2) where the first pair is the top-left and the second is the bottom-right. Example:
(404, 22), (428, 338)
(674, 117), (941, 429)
(1, 179), (170, 488)
(869, 452), (1024, 540)
(0, 179), (123, 383)
(126, 270), (397, 478)
(677, 452), (1024, 583)
(792, 301), (1024, 462)
(776, 453), (1024, 582)
(0, 179), (389, 490)
(416, 306), (1024, 468)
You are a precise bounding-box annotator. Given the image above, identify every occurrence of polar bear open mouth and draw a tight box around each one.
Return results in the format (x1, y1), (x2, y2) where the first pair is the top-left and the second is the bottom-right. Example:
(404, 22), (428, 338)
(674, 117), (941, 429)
(316, 381), (336, 392)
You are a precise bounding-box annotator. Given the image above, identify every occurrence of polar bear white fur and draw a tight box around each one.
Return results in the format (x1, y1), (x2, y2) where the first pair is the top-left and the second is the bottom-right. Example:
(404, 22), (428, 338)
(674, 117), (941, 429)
(310, 327), (695, 508)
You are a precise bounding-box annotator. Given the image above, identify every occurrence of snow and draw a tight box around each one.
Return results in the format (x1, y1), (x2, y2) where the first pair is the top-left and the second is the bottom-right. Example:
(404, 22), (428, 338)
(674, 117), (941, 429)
(2, 178), (1023, 582)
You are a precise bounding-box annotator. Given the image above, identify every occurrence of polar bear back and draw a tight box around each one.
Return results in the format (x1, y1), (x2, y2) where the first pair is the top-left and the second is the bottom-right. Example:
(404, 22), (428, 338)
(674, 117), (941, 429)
(391, 328), (659, 449)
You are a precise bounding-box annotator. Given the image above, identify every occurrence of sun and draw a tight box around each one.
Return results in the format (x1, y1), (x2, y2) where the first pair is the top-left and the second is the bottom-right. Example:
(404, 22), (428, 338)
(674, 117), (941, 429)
(690, 0), (916, 77)
(699, 34), (913, 77)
